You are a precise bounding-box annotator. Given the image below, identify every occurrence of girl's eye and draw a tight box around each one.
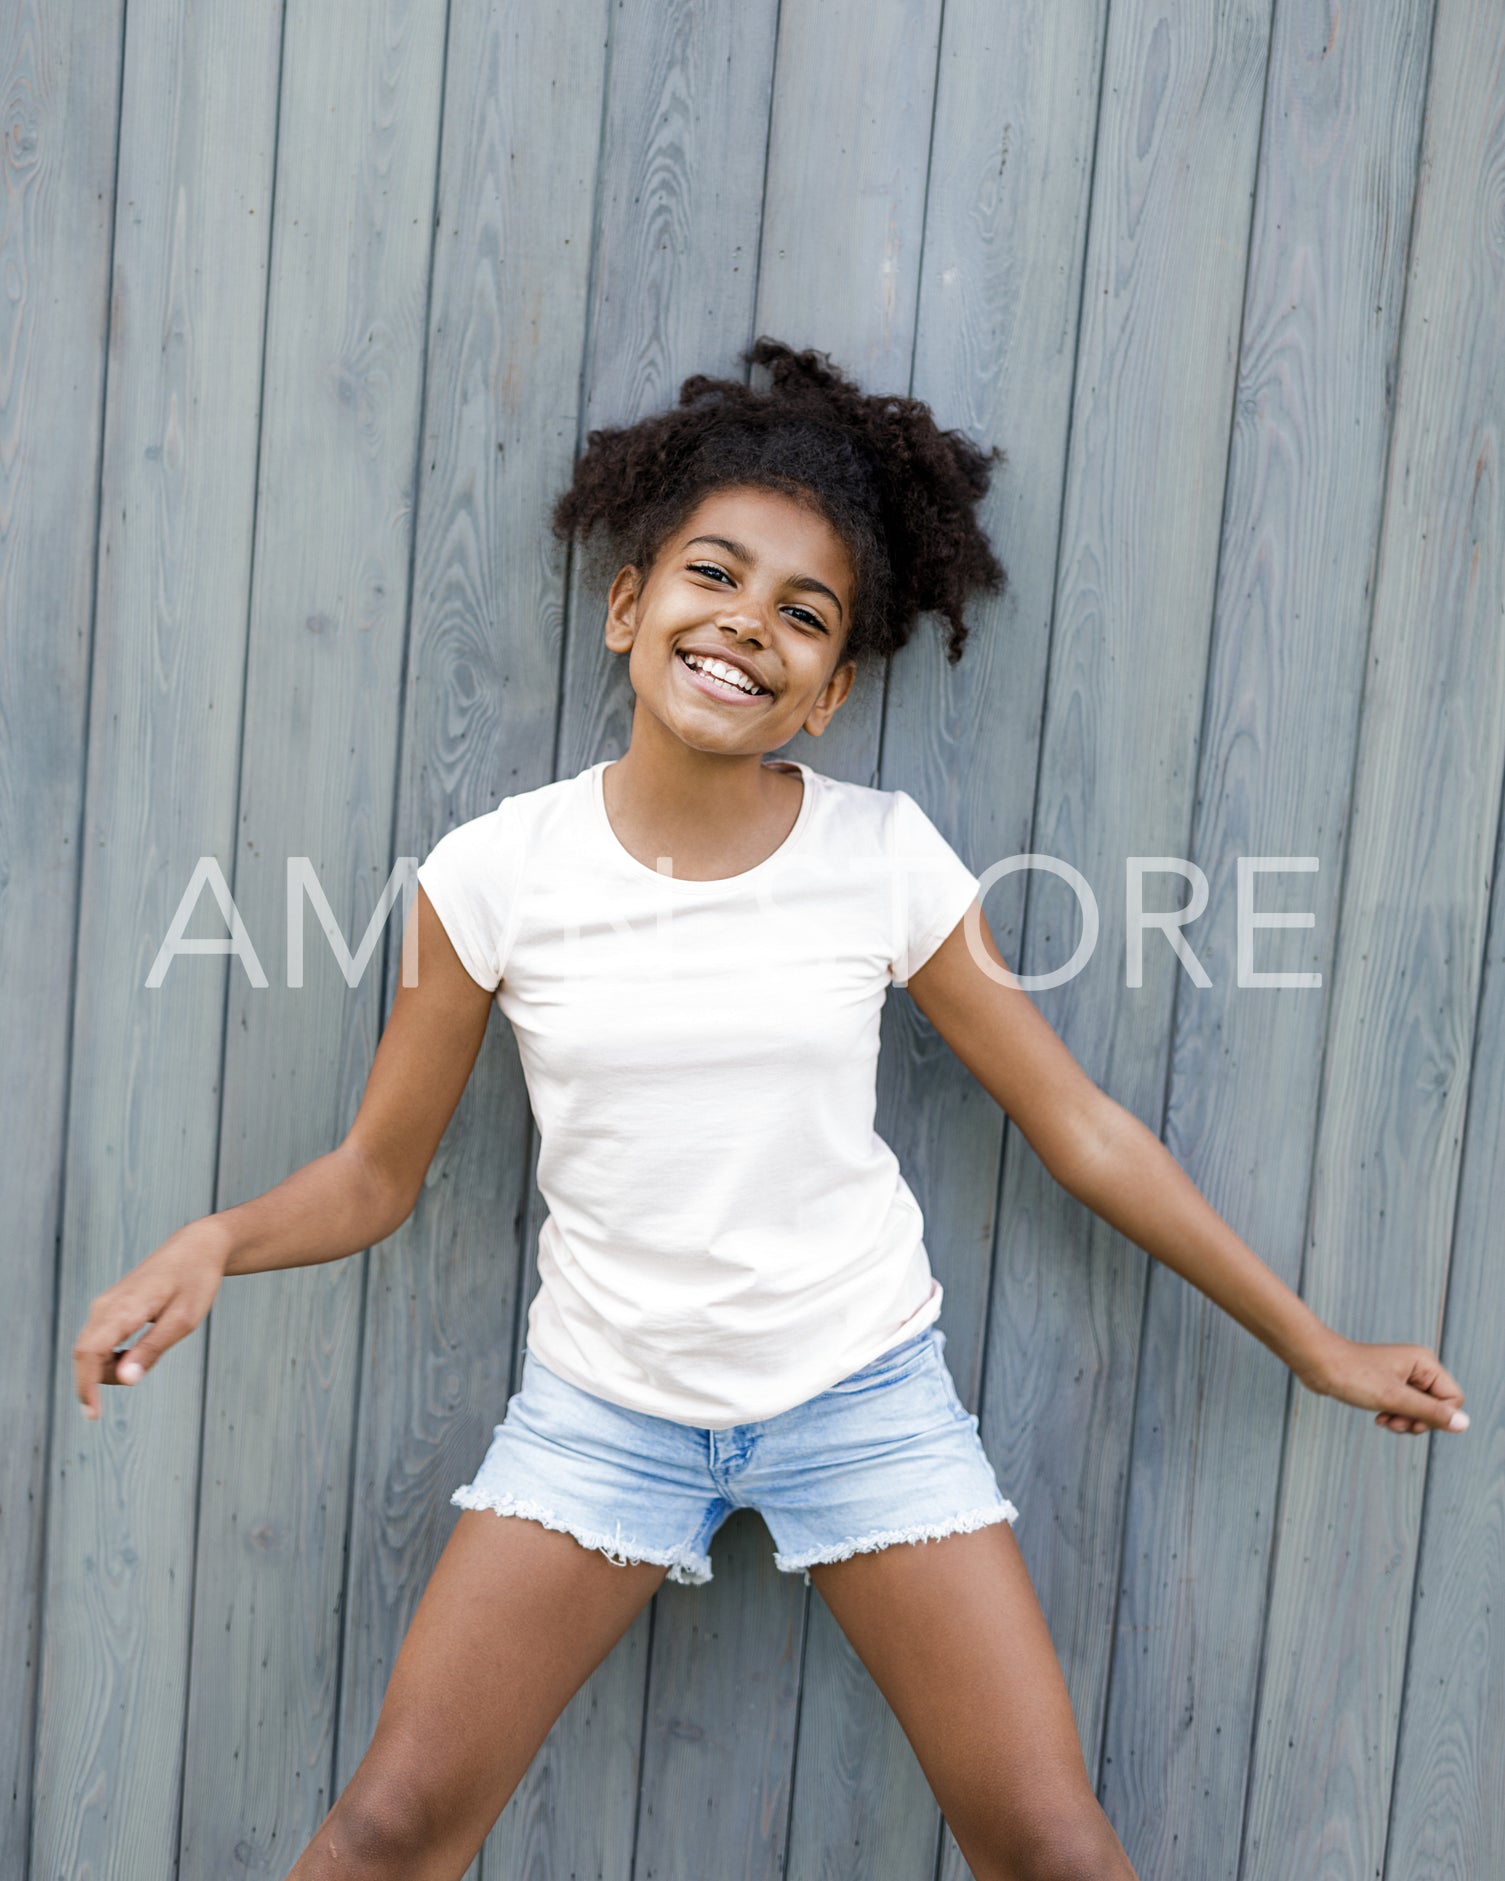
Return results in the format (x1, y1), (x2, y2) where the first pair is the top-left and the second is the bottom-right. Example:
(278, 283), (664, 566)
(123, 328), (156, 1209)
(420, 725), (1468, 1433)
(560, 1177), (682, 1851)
(687, 564), (826, 632)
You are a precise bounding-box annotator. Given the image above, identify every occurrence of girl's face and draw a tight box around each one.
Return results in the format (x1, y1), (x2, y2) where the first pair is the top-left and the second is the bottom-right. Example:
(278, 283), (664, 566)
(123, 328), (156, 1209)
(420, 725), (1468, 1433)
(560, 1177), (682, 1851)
(604, 484), (858, 756)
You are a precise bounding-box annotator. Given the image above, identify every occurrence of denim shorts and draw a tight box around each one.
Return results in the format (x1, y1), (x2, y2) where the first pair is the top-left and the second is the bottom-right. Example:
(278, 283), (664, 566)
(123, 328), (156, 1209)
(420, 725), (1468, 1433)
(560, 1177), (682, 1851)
(450, 1325), (1020, 1586)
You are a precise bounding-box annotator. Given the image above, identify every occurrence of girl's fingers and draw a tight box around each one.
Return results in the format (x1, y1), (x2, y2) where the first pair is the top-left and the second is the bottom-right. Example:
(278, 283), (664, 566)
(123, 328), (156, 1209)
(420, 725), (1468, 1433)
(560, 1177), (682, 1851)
(74, 1300), (162, 1419)
(75, 1247), (221, 1420)
(1325, 1341), (1465, 1433)
(1426, 1359), (1465, 1403)
(78, 1343), (144, 1418)
(1387, 1381), (1467, 1433)
(110, 1314), (185, 1385)
(1362, 1347), (1465, 1436)
(1405, 1346), (1463, 1401)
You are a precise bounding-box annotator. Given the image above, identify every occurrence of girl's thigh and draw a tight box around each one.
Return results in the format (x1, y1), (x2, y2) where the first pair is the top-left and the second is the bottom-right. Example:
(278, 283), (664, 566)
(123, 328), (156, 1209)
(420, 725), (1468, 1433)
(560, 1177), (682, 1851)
(341, 1509), (667, 1866)
(808, 1521), (1135, 1879)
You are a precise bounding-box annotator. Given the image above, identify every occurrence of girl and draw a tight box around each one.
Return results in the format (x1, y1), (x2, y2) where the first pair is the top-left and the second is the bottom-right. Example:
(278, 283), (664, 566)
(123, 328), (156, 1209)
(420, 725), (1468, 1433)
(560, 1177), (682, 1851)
(76, 340), (1468, 1881)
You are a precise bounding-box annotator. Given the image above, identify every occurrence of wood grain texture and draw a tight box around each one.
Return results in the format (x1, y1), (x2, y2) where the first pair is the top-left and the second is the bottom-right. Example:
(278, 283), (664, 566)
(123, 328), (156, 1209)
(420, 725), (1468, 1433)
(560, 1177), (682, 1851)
(613, 6), (950, 1877)
(787, 6), (1108, 1876)
(634, 1513), (806, 1881)
(0, 0), (124, 1869)
(754, 0), (945, 788)
(786, 1598), (941, 1880)
(319, 10), (611, 1881)
(26, 6), (279, 1878)
(506, 2), (782, 1874)
(1384, 772), (1505, 1878)
(547, 8), (854, 1878)
(972, 0), (1275, 1822)
(1241, 1), (1505, 1874)
(1096, 5), (1434, 1875)
(552, 0), (782, 787)
(172, 3), (448, 1872)
(14, 3), (1505, 1875)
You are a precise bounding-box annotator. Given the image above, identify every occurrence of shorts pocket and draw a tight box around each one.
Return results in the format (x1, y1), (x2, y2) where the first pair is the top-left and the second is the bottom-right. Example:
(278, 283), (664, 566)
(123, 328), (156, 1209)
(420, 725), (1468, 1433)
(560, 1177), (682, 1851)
(932, 1349), (980, 1429)
(825, 1327), (940, 1396)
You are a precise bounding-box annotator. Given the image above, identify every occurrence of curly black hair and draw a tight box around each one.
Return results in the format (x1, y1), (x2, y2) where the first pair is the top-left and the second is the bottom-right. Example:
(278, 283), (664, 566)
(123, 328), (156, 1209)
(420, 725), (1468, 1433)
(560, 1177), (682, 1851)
(549, 338), (1006, 666)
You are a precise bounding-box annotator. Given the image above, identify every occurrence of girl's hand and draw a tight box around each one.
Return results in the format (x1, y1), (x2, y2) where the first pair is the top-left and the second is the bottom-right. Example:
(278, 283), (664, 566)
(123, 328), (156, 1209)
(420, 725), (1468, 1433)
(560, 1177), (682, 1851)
(73, 1220), (231, 1421)
(1301, 1331), (1468, 1435)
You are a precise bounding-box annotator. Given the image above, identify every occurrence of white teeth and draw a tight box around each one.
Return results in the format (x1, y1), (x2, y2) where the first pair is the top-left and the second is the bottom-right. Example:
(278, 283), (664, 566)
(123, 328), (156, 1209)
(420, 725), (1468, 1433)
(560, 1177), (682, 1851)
(683, 651), (763, 695)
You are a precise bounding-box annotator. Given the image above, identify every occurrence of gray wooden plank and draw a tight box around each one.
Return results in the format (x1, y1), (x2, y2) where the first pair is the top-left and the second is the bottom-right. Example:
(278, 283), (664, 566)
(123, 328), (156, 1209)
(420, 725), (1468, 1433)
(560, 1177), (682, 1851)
(960, 4), (1274, 1857)
(1, 0), (124, 1873)
(620, 6), (949, 1877)
(509, 0), (782, 1863)
(552, 0), (782, 788)
(786, 4), (1109, 1876)
(634, 1512), (806, 1881)
(326, 9), (610, 1881)
(752, 1), (942, 459)
(26, 6), (279, 1878)
(172, 4), (449, 1872)
(503, 2), (783, 1874)
(1094, 5), (1434, 1874)
(785, 1610), (934, 1881)
(632, 1555), (809, 1881)
(1384, 771), (1505, 1877)
(1239, 0), (1505, 1872)
(752, 0), (945, 790)
(24, 5), (1502, 1876)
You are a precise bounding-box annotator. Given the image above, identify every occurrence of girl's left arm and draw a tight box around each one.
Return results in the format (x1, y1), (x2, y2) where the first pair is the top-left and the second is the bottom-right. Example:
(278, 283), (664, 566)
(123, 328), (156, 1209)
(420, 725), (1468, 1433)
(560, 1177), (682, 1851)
(906, 901), (1469, 1439)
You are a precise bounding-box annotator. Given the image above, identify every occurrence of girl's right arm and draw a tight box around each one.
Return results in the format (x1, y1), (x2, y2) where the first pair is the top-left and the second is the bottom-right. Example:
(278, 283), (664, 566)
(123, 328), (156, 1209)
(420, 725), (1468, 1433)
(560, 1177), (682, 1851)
(73, 885), (495, 1419)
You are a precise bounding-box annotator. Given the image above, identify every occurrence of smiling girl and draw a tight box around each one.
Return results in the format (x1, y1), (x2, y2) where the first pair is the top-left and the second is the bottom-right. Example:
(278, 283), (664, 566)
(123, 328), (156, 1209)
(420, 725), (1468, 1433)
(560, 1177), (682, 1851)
(76, 340), (1468, 1881)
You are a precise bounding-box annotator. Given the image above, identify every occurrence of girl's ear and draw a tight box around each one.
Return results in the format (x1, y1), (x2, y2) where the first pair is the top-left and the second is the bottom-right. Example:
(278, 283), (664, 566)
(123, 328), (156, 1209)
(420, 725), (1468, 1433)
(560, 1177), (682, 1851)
(604, 563), (641, 654)
(803, 657), (857, 737)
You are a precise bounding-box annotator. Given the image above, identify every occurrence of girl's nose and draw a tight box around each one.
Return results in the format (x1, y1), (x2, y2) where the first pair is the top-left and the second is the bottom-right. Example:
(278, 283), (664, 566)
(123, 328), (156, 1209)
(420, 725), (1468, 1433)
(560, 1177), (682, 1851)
(718, 612), (769, 643)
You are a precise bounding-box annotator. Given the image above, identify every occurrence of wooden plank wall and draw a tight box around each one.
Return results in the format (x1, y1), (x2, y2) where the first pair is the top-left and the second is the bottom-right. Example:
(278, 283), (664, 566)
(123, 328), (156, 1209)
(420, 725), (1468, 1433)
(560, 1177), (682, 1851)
(7, 2), (1503, 1877)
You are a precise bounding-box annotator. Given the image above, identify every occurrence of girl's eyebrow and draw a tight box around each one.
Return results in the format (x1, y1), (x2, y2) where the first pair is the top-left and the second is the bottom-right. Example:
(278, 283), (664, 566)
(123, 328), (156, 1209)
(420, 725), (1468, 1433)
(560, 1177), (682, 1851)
(684, 534), (845, 621)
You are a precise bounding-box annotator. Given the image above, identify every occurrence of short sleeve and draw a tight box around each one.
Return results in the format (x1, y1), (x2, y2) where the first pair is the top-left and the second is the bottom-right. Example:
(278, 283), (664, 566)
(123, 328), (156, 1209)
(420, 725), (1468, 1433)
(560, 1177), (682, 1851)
(887, 788), (983, 986)
(416, 798), (524, 992)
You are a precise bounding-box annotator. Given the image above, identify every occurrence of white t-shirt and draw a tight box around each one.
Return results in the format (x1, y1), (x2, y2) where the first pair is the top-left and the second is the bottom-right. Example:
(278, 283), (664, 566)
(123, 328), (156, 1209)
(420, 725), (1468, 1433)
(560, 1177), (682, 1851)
(416, 757), (982, 1428)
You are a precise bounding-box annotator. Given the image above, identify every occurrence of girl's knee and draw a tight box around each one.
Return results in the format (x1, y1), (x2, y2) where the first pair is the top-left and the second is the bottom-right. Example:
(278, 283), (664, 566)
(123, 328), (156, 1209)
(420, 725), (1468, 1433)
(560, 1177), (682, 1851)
(317, 1764), (442, 1877)
(960, 1795), (1136, 1881)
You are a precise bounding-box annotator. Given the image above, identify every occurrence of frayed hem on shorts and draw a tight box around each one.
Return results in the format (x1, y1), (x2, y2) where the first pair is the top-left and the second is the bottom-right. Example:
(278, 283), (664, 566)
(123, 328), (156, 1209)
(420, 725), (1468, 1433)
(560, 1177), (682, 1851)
(451, 1486), (714, 1585)
(773, 1500), (1020, 1586)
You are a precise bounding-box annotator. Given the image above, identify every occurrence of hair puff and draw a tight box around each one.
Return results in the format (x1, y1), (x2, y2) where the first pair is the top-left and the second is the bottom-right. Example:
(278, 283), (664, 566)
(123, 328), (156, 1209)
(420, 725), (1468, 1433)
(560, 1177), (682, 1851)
(550, 338), (1006, 665)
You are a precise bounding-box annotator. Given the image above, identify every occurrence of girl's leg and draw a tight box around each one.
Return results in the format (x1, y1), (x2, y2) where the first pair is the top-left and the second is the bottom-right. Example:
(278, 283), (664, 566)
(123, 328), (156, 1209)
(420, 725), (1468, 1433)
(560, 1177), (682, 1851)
(808, 1521), (1138, 1881)
(285, 1509), (668, 1881)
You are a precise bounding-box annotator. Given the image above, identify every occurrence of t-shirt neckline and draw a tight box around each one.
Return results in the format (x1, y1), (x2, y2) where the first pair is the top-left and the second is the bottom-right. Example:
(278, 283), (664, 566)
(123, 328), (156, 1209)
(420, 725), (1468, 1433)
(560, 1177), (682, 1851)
(589, 758), (816, 890)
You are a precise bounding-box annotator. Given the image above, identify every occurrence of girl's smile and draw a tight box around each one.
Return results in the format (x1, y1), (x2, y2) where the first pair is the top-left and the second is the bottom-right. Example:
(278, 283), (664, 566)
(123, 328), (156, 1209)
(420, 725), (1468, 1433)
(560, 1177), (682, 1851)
(674, 646), (773, 702)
